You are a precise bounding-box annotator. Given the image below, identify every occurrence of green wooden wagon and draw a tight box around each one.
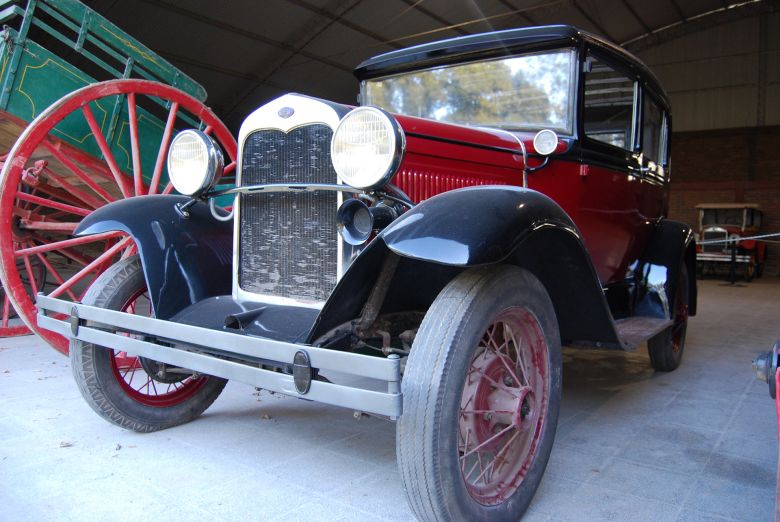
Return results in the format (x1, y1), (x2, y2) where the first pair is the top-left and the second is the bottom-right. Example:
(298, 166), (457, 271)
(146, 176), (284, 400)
(0, 0), (236, 351)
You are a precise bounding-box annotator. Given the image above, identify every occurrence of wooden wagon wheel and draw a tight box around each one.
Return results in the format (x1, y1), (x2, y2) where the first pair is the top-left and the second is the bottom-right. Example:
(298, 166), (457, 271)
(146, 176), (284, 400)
(0, 79), (237, 354)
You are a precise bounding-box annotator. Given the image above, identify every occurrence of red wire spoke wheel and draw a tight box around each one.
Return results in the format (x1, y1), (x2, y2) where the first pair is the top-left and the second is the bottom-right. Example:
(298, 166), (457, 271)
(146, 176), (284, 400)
(0, 80), (237, 354)
(109, 286), (208, 407)
(458, 310), (548, 505)
(398, 266), (561, 520)
(70, 256), (226, 432)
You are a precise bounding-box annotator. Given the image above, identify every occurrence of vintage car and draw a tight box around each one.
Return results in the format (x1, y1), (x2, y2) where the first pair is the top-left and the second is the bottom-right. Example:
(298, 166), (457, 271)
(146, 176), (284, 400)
(696, 203), (766, 281)
(31, 25), (696, 520)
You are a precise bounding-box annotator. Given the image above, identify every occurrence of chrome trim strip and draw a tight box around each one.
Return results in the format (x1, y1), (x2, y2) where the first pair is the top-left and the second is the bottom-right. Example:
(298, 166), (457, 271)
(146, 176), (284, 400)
(37, 295), (402, 417)
(696, 253), (752, 263)
(213, 183), (362, 197)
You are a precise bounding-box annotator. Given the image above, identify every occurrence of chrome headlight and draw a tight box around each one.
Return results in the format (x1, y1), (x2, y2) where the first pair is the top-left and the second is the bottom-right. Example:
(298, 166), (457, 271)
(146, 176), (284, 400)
(331, 107), (405, 191)
(167, 130), (223, 197)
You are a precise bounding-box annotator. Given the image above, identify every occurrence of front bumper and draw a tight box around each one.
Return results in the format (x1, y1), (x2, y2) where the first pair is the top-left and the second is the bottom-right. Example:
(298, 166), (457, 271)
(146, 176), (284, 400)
(37, 295), (402, 418)
(696, 252), (752, 264)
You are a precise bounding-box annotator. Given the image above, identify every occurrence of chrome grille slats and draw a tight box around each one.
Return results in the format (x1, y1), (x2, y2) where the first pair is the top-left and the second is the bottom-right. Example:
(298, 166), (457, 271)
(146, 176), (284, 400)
(238, 124), (338, 302)
(702, 229), (728, 253)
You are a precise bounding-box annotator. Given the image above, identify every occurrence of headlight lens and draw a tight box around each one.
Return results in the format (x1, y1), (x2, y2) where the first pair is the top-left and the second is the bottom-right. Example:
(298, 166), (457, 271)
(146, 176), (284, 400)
(167, 130), (223, 196)
(331, 107), (404, 190)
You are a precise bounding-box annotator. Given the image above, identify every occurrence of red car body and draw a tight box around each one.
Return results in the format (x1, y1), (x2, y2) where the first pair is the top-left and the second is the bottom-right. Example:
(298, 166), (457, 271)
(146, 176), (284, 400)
(390, 117), (665, 284)
(35, 24), (699, 522)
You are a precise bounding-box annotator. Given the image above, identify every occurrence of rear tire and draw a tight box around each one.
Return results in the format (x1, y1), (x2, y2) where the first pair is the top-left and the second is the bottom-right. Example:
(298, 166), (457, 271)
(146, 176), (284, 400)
(397, 265), (561, 521)
(648, 265), (689, 372)
(70, 256), (226, 432)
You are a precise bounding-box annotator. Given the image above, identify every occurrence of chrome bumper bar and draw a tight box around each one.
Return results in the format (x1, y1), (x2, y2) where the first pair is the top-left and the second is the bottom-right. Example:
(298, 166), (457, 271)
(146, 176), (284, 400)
(37, 295), (402, 418)
(696, 252), (752, 263)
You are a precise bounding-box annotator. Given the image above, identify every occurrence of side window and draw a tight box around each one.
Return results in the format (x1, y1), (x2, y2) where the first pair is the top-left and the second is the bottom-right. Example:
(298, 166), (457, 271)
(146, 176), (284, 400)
(642, 93), (664, 163)
(583, 55), (636, 150)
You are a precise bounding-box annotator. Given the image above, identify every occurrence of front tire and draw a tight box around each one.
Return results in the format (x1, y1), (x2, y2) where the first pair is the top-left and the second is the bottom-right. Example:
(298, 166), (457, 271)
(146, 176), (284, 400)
(397, 265), (562, 521)
(70, 256), (227, 432)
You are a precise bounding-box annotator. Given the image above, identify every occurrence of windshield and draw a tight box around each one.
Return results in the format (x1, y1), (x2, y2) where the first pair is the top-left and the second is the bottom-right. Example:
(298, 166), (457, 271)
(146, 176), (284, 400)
(702, 209), (745, 227)
(363, 49), (577, 134)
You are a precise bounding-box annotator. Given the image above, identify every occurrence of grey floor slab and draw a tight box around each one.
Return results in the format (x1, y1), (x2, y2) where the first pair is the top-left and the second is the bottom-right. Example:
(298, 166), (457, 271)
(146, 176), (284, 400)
(1, 277), (778, 521)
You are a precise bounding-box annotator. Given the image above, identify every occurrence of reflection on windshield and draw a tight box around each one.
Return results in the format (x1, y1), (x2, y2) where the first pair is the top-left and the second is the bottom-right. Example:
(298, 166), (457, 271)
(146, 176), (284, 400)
(364, 49), (576, 134)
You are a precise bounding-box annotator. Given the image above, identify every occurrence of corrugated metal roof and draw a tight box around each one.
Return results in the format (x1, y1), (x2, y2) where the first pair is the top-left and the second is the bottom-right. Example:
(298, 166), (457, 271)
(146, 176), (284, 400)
(81, 0), (775, 131)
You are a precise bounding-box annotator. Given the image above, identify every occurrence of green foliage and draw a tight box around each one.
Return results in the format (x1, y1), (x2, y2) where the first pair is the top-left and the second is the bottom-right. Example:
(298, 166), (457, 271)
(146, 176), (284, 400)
(366, 51), (573, 132)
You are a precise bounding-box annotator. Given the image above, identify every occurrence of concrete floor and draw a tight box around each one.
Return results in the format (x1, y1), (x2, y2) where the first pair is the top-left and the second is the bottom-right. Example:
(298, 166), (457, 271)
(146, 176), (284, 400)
(1, 278), (778, 521)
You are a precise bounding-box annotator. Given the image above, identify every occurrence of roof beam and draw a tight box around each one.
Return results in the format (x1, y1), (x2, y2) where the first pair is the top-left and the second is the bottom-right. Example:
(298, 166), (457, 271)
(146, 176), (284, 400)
(620, 0), (652, 34)
(222, 0), (362, 118)
(623, 0), (779, 54)
(398, 0), (469, 35)
(667, 0), (688, 23)
(284, 0), (404, 49)
(497, 0), (538, 25)
(572, 0), (616, 41)
(137, 0), (352, 73)
(378, 1), (578, 46)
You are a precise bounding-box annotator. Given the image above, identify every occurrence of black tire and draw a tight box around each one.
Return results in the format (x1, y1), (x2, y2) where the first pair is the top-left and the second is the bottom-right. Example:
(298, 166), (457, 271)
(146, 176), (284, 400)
(70, 256), (227, 433)
(397, 265), (562, 521)
(648, 264), (689, 372)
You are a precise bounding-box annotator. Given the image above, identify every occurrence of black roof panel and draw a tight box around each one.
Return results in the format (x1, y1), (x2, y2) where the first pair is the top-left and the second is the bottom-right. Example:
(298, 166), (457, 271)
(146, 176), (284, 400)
(355, 24), (669, 110)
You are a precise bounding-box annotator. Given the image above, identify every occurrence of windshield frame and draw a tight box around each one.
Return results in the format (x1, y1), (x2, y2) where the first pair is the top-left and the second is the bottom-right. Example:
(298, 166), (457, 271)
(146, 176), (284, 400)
(359, 46), (579, 136)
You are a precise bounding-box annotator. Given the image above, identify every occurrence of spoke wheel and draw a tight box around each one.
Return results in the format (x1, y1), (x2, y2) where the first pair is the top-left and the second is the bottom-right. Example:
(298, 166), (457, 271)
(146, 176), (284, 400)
(458, 309), (549, 505)
(0, 252), (46, 336)
(0, 80), (237, 354)
(109, 286), (208, 407)
(397, 265), (561, 521)
(70, 257), (226, 432)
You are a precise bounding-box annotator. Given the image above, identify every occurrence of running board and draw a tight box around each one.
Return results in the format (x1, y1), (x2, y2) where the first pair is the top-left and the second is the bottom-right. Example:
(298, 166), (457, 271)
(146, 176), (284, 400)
(614, 317), (673, 351)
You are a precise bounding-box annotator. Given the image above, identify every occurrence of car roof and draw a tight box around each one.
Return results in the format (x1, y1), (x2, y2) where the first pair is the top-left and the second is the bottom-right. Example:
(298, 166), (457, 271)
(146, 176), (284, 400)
(696, 203), (762, 210)
(354, 24), (670, 111)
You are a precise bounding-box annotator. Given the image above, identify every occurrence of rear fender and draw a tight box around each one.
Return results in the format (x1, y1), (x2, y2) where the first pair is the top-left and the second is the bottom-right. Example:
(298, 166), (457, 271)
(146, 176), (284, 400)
(634, 219), (698, 318)
(309, 186), (621, 347)
(74, 196), (232, 320)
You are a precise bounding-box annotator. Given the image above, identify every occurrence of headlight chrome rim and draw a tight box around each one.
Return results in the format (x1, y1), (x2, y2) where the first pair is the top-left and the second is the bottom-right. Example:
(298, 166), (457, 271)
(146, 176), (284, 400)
(331, 106), (405, 191)
(533, 129), (559, 156)
(167, 129), (224, 197)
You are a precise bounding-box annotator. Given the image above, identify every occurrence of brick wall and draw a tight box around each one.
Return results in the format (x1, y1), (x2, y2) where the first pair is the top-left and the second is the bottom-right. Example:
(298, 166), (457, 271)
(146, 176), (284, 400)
(667, 126), (780, 276)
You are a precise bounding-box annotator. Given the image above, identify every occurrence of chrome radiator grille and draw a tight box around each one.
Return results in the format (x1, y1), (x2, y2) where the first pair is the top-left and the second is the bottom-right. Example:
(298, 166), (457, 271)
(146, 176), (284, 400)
(702, 229), (727, 253)
(238, 124), (338, 302)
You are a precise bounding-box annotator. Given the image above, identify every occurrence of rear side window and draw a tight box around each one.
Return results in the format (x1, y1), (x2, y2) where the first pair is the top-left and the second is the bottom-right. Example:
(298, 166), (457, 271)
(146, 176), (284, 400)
(642, 93), (665, 163)
(583, 55), (636, 150)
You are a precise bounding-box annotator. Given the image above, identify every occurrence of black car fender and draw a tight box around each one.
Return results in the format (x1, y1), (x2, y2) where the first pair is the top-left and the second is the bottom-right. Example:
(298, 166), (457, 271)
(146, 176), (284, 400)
(73, 195), (232, 320)
(310, 186), (622, 348)
(634, 219), (698, 318)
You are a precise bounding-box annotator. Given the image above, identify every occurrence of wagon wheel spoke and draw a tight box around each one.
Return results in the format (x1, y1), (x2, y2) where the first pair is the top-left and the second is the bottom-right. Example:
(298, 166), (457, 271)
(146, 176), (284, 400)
(2, 292), (10, 327)
(42, 140), (116, 203)
(0, 80), (237, 352)
(81, 104), (133, 199)
(21, 255), (40, 296)
(126, 93), (145, 197)
(149, 102), (179, 195)
(49, 236), (132, 298)
(41, 167), (104, 210)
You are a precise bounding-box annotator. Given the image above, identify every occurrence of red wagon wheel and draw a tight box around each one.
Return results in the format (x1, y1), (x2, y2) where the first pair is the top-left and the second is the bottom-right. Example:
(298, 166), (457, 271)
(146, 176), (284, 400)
(0, 79), (237, 354)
